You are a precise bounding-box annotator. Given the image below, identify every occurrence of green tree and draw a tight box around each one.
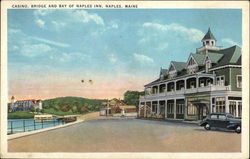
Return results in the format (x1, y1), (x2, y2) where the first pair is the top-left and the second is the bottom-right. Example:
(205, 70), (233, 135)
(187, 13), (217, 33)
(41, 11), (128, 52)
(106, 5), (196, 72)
(60, 104), (71, 112)
(80, 107), (89, 113)
(30, 107), (35, 113)
(41, 109), (44, 114)
(124, 91), (144, 107)
(71, 106), (78, 113)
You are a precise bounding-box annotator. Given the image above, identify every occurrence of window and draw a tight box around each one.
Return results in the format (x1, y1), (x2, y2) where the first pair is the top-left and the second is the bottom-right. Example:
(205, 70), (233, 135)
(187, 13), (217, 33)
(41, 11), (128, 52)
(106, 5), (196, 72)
(187, 102), (197, 115)
(206, 41), (209, 45)
(211, 114), (218, 119)
(152, 104), (157, 113)
(215, 97), (225, 113)
(159, 104), (165, 115)
(167, 103), (174, 114)
(238, 102), (242, 117)
(211, 41), (214, 46)
(237, 75), (242, 88)
(176, 103), (184, 114)
(188, 58), (196, 66)
(229, 101), (236, 117)
(211, 97), (216, 113)
(218, 115), (226, 120)
(205, 60), (211, 73)
(216, 76), (225, 86)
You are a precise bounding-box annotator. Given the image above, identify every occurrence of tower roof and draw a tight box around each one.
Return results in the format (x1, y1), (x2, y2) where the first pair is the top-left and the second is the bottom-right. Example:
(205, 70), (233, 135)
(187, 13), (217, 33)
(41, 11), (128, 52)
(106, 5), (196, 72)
(202, 28), (216, 41)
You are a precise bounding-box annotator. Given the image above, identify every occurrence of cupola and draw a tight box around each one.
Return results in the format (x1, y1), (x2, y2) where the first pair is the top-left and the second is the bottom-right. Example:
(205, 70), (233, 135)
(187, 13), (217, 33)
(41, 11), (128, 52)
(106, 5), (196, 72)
(202, 28), (216, 47)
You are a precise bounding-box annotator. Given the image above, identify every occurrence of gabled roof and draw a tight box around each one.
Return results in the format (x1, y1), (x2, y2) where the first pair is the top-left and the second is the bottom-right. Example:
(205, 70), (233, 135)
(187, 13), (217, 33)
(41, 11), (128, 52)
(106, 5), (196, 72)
(145, 78), (161, 87)
(191, 54), (205, 65)
(206, 53), (224, 63)
(209, 45), (241, 67)
(160, 68), (168, 76)
(202, 28), (216, 41)
(171, 61), (186, 72)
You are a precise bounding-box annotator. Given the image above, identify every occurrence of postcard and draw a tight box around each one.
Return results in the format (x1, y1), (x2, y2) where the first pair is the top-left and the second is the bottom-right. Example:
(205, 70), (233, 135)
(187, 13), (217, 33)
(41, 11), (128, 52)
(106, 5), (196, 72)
(0, 1), (249, 158)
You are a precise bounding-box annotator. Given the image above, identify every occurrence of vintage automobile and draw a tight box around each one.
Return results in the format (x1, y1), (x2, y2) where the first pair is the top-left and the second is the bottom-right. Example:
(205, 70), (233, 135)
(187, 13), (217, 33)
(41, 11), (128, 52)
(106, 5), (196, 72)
(199, 113), (241, 133)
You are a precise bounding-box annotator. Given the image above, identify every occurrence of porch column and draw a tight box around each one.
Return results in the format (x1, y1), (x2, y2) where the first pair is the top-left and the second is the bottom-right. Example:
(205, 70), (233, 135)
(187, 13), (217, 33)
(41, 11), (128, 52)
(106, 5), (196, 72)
(174, 99), (177, 119)
(236, 101), (239, 117)
(184, 79), (187, 90)
(144, 102), (147, 117)
(165, 100), (168, 119)
(174, 81), (176, 91)
(225, 96), (229, 113)
(151, 101), (153, 115)
(157, 100), (160, 115)
(184, 99), (187, 119)
(196, 76), (199, 88)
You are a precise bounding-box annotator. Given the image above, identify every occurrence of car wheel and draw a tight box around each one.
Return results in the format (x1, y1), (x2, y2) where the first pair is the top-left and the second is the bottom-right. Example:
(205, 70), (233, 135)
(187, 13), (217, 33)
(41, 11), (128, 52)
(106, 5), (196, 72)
(235, 126), (241, 134)
(204, 123), (211, 130)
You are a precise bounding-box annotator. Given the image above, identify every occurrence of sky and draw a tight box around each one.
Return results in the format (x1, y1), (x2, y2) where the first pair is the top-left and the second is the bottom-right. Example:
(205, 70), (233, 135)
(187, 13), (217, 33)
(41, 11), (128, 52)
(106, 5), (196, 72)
(8, 9), (242, 100)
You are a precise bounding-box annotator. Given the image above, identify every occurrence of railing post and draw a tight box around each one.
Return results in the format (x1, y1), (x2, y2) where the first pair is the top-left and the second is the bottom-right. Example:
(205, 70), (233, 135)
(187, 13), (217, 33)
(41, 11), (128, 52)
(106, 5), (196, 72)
(23, 120), (25, 132)
(41, 119), (44, 128)
(11, 121), (13, 134)
(34, 120), (36, 130)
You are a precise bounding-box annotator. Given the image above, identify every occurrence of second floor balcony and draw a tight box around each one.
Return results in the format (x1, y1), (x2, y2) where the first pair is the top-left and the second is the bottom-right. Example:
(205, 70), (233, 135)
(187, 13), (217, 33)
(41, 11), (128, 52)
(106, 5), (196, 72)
(140, 73), (232, 100)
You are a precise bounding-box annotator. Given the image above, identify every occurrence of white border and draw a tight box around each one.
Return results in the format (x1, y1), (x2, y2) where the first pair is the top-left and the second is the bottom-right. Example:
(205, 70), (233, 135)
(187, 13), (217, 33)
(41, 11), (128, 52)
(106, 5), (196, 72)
(1, 1), (249, 159)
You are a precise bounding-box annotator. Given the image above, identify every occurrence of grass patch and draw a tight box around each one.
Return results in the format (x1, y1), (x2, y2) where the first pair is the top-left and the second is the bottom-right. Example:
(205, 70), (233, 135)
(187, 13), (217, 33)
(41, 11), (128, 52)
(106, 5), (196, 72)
(8, 111), (34, 119)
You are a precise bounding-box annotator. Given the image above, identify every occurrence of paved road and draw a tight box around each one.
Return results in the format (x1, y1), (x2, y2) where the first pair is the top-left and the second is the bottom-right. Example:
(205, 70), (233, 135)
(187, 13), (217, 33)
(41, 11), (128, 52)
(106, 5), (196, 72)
(8, 119), (241, 152)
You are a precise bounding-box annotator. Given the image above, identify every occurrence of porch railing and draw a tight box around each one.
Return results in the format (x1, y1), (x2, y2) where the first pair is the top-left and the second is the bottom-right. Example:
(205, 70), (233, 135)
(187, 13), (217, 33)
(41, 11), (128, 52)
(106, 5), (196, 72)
(140, 85), (231, 99)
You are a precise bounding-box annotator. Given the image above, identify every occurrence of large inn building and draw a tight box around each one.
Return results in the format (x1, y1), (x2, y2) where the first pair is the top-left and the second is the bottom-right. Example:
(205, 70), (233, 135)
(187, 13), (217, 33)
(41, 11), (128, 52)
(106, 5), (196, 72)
(139, 28), (242, 121)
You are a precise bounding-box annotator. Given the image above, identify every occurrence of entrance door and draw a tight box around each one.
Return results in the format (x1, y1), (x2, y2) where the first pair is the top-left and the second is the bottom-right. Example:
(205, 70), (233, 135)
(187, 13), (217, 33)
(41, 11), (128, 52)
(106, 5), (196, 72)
(198, 105), (203, 120)
(197, 104), (208, 120)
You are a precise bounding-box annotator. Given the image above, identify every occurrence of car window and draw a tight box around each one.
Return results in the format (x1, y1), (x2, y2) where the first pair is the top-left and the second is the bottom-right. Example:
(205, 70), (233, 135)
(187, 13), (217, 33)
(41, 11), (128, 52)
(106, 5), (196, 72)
(227, 114), (233, 118)
(218, 115), (226, 120)
(210, 115), (217, 119)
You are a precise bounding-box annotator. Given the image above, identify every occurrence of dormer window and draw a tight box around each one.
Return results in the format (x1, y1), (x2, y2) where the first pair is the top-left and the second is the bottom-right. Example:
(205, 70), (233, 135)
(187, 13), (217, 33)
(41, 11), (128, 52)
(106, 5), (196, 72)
(169, 65), (175, 72)
(186, 56), (198, 74)
(188, 58), (195, 66)
(168, 64), (177, 78)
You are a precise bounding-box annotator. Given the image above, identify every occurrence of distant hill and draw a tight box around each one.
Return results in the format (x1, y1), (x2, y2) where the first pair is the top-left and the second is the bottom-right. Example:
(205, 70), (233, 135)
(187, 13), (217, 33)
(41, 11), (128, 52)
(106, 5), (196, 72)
(42, 97), (107, 116)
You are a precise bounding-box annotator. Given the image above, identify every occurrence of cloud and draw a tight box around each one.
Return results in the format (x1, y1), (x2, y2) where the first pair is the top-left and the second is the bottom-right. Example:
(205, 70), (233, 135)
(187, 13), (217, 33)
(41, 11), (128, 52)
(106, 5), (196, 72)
(50, 52), (90, 62)
(34, 9), (55, 16)
(8, 28), (23, 34)
(133, 53), (154, 63)
(111, 23), (118, 29)
(31, 36), (70, 48)
(73, 10), (105, 26)
(20, 43), (53, 57)
(221, 38), (241, 46)
(108, 54), (118, 63)
(142, 22), (204, 43)
(33, 10), (105, 30)
(157, 43), (168, 50)
(35, 19), (45, 28)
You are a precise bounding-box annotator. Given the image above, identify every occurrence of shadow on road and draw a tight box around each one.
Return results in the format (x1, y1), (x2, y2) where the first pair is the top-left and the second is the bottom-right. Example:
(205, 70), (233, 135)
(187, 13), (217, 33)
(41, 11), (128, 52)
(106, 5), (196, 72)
(194, 128), (238, 134)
